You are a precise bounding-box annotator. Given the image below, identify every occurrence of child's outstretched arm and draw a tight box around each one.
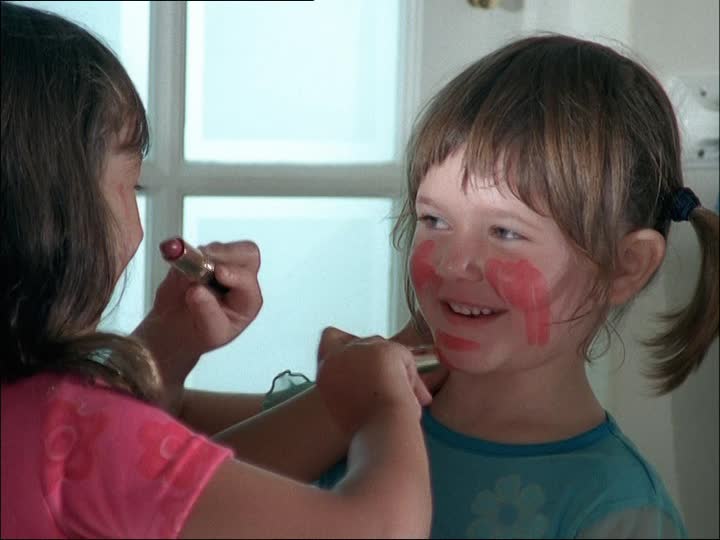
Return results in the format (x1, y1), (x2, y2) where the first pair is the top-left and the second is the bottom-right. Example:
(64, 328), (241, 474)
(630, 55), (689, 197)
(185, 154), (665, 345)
(136, 243), (443, 482)
(203, 321), (445, 483)
(140, 270), (444, 482)
(211, 385), (348, 483)
(175, 316), (437, 435)
(179, 328), (432, 539)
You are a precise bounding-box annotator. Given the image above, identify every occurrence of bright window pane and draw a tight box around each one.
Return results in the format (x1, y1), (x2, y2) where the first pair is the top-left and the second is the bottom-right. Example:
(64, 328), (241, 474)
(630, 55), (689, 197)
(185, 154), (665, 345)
(185, 0), (401, 164)
(16, 1), (150, 110)
(183, 196), (395, 393)
(100, 194), (147, 335)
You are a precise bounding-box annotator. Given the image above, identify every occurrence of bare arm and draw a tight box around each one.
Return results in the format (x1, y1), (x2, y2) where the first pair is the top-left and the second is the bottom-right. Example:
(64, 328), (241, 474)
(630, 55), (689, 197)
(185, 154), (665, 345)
(213, 385), (349, 483)
(176, 316), (435, 436)
(139, 276), (442, 482)
(178, 389), (265, 437)
(180, 328), (433, 539)
(166, 384), (346, 483)
(181, 409), (430, 539)
(181, 320), (444, 482)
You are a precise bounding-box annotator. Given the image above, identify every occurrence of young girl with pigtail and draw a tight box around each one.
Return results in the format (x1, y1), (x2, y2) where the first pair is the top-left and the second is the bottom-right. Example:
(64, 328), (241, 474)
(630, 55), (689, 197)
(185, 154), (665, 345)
(260, 34), (719, 538)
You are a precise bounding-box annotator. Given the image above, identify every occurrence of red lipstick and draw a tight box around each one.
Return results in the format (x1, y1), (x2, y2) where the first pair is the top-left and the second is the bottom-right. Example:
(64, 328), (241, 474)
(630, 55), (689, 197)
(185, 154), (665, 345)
(159, 237), (229, 294)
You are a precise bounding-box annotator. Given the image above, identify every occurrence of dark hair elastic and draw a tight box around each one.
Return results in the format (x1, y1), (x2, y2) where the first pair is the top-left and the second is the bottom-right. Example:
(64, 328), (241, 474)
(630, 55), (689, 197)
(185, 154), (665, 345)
(668, 187), (701, 222)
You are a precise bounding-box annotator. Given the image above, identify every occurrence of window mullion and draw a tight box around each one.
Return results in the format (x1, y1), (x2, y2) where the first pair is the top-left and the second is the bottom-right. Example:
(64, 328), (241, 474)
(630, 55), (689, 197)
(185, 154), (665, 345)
(389, 0), (423, 334)
(396, 0), (424, 159)
(143, 0), (187, 310)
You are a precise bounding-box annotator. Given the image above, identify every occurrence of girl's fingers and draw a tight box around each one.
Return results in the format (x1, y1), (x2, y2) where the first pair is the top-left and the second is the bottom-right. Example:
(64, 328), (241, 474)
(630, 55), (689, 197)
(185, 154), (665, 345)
(209, 267), (263, 330)
(185, 284), (227, 343)
(414, 374), (433, 406)
(402, 354), (433, 407)
(318, 327), (357, 361)
(202, 241), (261, 272)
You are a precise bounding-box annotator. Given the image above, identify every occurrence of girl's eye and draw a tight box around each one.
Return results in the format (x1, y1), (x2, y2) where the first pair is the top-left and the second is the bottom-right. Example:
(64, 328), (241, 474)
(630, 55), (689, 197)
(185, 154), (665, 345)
(491, 226), (525, 240)
(134, 184), (145, 193)
(418, 214), (450, 230)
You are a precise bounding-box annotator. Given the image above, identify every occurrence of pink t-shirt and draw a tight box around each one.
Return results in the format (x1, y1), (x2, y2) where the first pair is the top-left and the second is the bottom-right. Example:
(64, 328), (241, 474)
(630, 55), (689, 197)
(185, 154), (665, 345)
(1, 372), (233, 539)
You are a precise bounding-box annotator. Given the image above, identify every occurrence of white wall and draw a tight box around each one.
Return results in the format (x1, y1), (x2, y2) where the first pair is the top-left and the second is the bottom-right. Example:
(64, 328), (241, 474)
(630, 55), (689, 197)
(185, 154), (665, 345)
(417, 0), (523, 104)
(416, 1), (719, 537)
(631, 0), (719, 75)
(416, 0), (634, 105)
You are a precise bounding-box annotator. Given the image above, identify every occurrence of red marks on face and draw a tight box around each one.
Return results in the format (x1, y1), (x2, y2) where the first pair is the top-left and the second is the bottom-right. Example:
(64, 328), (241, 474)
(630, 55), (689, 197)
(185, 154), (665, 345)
(486, 259), (550, 346)
(410, 240), (439, 291)
(435, 330), (483, 351)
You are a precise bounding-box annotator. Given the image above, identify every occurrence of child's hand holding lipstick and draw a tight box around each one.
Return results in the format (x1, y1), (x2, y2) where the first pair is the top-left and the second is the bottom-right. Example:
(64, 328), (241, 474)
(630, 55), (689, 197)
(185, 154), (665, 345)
(160, 237), (230, 295)
(390, 317), (448, 395)
(133, 238), (263, 413)
(316, 327), (432, 434)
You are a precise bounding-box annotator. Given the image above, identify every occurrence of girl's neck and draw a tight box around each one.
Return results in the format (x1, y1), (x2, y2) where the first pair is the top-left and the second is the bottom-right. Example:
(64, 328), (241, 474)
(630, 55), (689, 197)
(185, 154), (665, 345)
(429, 355), (605, 444)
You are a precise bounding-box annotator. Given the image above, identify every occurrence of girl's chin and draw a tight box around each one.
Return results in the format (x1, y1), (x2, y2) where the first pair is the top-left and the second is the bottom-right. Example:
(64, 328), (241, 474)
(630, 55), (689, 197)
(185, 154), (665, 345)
(435, 348), (491, 372)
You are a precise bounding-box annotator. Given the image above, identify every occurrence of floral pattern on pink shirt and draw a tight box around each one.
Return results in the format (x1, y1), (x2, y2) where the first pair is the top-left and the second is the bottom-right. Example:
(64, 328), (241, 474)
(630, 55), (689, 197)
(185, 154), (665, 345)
(4, 373), (234, 539)
(136, 419), (229, 534)
(137, 420), (221, 492)
(41, 398), (108, 494)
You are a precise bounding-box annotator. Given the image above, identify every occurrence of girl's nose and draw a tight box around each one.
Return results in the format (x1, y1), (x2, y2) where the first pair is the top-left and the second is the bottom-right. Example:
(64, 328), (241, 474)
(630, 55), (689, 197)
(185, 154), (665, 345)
(436, 240), (484, 281)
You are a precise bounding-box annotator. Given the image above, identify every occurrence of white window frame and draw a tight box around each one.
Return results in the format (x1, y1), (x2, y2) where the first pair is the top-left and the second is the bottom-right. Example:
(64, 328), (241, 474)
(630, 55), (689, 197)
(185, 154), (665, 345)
(139, 0), (425, 334)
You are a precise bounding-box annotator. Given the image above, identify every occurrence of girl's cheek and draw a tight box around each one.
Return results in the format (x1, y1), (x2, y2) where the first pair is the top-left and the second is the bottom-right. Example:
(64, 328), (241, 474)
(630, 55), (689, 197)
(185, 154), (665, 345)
(485, 258), (551, 346)
(410, 240), (439, 291)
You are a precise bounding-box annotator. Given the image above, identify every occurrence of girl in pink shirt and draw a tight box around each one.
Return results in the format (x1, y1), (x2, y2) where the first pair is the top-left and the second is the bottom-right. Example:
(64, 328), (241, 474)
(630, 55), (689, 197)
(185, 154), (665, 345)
(0, 3), (434, 538)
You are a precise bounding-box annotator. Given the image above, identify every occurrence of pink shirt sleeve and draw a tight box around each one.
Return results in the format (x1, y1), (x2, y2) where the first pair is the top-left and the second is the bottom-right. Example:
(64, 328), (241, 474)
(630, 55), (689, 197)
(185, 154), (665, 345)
(39, 377), (233, 538)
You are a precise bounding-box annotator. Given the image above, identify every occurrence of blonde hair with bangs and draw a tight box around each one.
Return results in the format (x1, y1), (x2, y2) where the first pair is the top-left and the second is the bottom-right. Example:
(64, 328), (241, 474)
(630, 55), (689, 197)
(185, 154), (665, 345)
(393, 34), (719, 394)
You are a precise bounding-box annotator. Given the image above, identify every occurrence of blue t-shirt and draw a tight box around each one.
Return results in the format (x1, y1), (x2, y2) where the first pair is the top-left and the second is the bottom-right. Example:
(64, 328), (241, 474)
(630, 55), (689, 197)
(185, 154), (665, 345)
(263, 375), (685, 539)
(317, 409), (686, 539)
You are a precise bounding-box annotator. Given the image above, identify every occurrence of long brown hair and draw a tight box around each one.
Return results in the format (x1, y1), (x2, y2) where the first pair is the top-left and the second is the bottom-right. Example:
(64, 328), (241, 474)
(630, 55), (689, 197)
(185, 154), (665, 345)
(1, 2), (160, 401)
(393, 34), (719, 394)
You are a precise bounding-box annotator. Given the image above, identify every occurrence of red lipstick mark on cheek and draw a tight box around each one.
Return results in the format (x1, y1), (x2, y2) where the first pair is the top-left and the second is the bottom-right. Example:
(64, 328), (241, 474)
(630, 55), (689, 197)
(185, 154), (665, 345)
(486, 259), (551, 346)
(435, 331), (482, 351)
(410, 240), (440, 291)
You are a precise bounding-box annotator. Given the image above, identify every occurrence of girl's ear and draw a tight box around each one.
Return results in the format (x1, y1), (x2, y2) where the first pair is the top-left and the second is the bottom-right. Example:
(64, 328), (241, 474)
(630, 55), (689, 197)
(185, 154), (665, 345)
(608, 229), (666, 306)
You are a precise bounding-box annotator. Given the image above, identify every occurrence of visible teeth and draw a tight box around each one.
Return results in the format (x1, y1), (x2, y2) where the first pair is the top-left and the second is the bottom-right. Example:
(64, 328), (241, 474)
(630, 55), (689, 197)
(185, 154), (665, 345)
(449, 302), (495, 316)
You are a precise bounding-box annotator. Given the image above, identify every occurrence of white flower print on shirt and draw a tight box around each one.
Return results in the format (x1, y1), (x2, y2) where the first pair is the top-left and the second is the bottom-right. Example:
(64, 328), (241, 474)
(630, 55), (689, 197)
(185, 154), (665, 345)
(466, 474), (549, 539)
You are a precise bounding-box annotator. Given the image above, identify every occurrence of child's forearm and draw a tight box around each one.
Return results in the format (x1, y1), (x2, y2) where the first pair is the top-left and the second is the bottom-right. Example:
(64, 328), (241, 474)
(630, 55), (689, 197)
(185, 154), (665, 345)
(335, 409), (432, 538)
(178, 389), (266, 436)
(213, 385), (351, 483)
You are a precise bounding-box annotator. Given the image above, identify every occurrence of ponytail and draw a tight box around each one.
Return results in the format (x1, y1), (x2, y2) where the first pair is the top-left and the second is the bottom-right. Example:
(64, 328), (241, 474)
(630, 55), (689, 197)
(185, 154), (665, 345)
(645, 206), (720, 393)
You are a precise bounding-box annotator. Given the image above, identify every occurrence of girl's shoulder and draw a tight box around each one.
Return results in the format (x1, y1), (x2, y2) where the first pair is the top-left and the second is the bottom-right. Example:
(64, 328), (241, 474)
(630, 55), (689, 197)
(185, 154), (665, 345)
(564, 416), (687, 538)
(2, 371), (233, 539)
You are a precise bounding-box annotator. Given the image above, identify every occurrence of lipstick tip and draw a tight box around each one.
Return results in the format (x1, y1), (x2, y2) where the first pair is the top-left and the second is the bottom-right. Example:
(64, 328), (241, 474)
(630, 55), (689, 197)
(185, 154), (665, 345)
(160, 237), (185, 261)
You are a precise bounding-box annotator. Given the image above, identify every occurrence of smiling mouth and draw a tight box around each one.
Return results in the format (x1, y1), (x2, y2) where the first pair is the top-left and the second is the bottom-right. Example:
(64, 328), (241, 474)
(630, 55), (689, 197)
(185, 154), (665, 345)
(440, 300), (506, 325)
(447, 301), (501, 317)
